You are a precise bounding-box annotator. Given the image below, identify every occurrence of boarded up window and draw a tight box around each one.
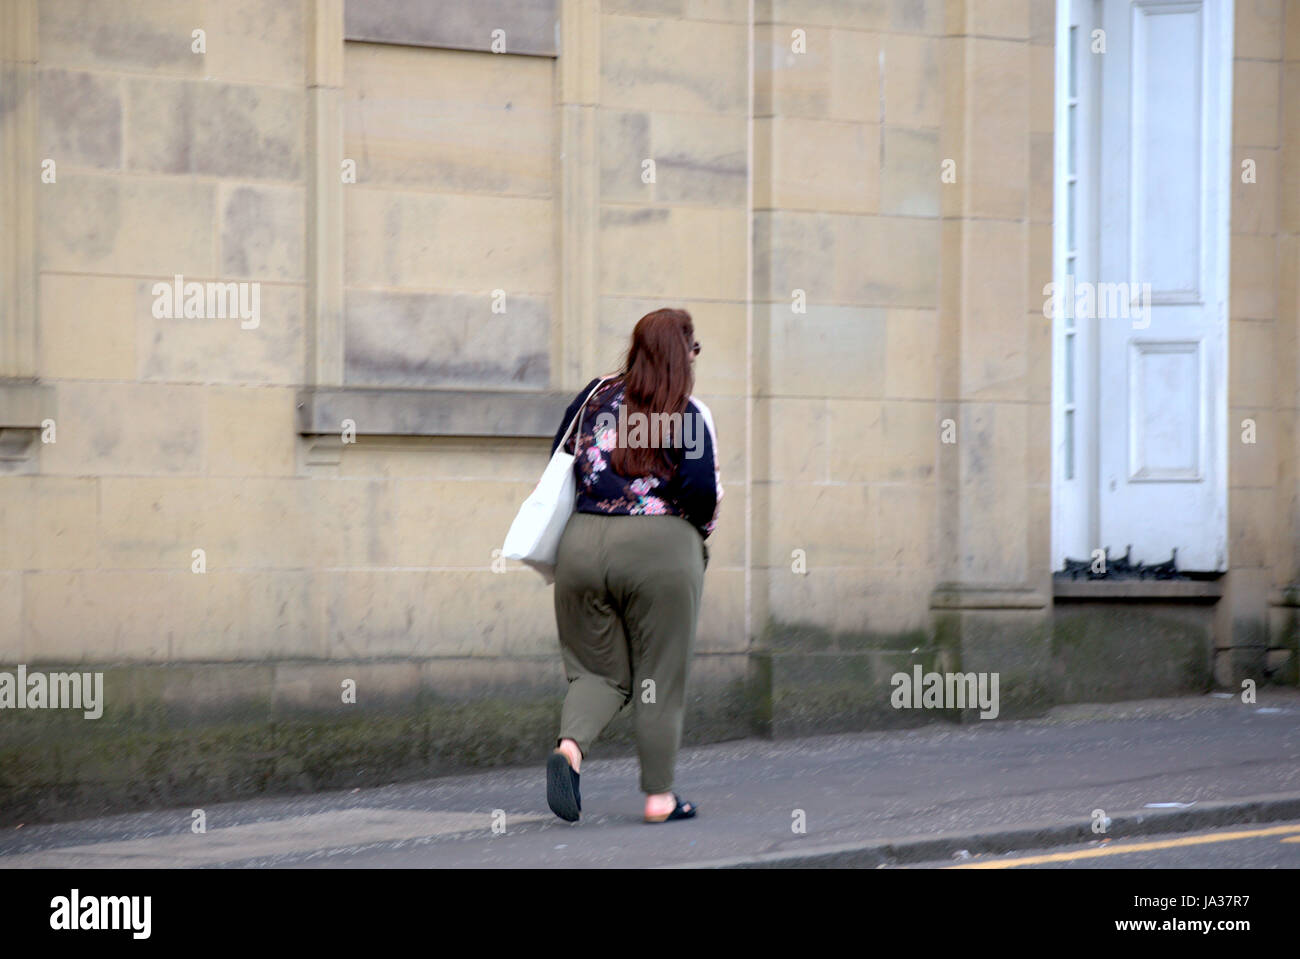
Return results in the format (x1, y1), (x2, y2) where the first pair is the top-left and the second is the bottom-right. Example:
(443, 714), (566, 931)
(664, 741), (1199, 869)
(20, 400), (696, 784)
(344, 0), (558, 57)
(342, 41), (554, 389)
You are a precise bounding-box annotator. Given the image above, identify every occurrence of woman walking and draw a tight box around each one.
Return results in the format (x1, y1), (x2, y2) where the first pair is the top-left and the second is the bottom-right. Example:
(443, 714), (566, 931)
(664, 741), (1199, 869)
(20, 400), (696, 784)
(545, 308), (721, 824)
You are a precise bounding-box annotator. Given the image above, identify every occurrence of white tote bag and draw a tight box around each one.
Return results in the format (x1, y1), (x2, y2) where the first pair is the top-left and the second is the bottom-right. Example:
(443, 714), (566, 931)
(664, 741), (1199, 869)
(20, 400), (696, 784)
(502, 378), (608, 583)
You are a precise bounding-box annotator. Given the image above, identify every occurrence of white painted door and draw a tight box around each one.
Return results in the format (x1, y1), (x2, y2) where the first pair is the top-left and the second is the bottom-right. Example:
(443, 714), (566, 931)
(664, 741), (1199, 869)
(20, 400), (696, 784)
(1093, 0), (1230, 572)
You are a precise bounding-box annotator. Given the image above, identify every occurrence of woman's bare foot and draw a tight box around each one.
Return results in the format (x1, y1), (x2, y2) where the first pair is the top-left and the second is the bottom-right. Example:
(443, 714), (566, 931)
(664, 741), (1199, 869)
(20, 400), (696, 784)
(645, 791), (676, 819)
(557, 738), (581, 773)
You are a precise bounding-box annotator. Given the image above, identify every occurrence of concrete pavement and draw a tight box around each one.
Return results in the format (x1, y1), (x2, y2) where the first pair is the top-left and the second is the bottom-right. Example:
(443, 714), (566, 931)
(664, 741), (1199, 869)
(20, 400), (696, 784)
(1, 690), (1297, 868)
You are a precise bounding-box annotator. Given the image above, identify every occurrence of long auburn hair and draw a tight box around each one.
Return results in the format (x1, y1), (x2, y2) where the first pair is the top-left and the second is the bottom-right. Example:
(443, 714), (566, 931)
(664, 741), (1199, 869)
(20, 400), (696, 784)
(609, 308), (695, 481)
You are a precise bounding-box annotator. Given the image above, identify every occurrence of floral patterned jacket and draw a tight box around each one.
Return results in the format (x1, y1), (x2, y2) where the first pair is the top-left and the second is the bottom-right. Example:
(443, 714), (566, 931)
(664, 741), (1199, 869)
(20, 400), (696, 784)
(550, 376), (722, 540)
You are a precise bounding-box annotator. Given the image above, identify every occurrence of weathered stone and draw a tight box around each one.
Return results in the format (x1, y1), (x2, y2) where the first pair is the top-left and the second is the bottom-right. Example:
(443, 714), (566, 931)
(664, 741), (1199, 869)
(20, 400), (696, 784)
(38, 68), (121, 169)
(345, 0), (559, 57)
(343, 289), (549, 389)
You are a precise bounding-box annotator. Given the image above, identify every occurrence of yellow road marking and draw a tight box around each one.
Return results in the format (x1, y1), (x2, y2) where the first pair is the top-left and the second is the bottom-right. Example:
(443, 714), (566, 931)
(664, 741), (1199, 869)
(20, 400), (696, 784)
(947, 823), (1300, 868)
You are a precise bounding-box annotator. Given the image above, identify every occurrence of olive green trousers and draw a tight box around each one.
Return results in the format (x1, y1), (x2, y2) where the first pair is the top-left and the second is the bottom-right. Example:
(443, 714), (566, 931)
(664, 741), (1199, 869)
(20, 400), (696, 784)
(552, 511), (707, 794)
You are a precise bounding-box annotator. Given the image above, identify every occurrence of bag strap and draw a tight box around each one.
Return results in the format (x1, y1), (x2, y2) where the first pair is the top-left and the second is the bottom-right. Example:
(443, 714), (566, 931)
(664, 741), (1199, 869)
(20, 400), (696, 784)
(557, 375), (614, 452)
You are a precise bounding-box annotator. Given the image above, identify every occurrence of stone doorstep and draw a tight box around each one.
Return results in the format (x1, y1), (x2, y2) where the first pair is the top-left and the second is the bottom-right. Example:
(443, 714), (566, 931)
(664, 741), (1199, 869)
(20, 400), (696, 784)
(1053, 579), (1225, 601)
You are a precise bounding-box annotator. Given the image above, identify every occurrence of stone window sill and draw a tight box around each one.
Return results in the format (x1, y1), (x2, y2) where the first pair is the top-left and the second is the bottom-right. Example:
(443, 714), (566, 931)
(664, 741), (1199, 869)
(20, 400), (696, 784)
(0, 380), (57, 473)
(296, 386), (572, 440)
(0, 380), (56, 427)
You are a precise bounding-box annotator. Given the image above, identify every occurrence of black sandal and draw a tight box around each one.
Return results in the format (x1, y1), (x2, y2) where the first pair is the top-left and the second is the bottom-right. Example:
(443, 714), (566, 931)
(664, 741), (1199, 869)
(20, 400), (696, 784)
(645, 794), (697, 823)
(547, 749), (581, 822)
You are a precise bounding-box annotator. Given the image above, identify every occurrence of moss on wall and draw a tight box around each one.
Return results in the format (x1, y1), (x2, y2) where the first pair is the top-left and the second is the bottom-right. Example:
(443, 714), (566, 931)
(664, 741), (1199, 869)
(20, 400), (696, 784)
(0, 669), (754, 827)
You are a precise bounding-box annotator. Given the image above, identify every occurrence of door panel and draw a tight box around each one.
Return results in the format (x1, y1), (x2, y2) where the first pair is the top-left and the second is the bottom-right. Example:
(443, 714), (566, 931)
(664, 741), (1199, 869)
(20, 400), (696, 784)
(1129, 339), (1202, 480)
(1130, 3), (1203, 300)
(1095, 0), (1229, 572)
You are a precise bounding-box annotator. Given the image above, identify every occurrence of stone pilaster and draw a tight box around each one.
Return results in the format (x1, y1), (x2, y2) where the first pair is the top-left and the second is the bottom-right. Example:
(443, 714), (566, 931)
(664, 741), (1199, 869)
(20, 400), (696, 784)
(930, 0), (1055, 717)
(306, 0), (344, 388)
(558, 0), (600, 388)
